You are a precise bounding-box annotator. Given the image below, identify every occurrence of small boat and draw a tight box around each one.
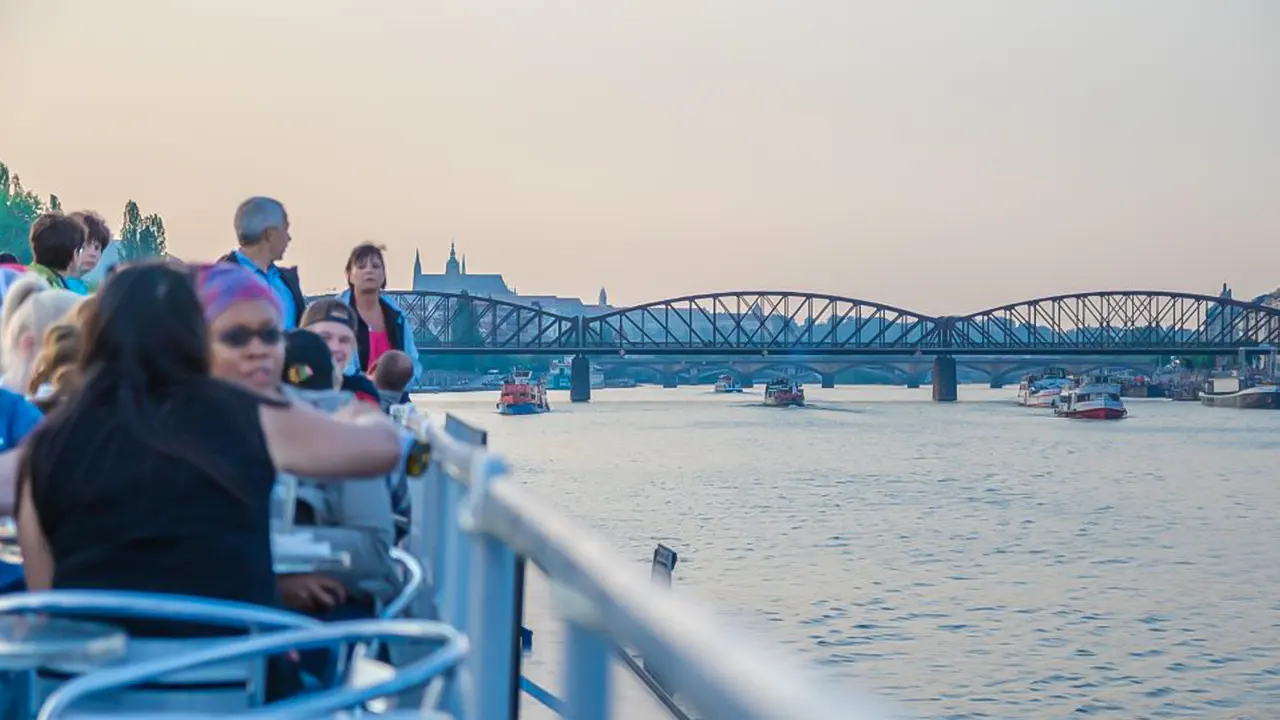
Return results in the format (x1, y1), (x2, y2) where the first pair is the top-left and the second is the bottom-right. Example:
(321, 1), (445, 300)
(545, 356), (605, 390)
(1198, 374), (1280, 409)
(496, 370), (551, 415)
(1017, 368), (1073, 407)
(763, 377), (805, 407)
(713, 375), (743, 393)
(1054, 375), (1127, 419)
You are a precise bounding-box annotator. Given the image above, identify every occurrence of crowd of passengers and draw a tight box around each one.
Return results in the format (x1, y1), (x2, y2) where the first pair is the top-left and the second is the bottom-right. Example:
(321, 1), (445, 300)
(0, 197), (429, 692)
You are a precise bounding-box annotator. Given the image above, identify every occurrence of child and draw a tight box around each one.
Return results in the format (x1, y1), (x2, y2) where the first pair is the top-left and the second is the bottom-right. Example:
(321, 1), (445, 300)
(371, 350), (415, 417)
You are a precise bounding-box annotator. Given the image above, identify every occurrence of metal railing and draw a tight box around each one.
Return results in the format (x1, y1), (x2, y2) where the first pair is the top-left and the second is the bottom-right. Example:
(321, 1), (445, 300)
(405, 412), (887, 719)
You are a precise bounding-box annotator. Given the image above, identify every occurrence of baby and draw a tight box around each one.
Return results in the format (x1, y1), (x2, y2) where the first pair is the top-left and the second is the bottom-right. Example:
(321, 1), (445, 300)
(371, 350), (415, 416)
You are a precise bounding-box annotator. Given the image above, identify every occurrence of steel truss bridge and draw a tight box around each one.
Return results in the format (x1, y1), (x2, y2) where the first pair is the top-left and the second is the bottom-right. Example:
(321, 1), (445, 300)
(366, 290), (1280, 356)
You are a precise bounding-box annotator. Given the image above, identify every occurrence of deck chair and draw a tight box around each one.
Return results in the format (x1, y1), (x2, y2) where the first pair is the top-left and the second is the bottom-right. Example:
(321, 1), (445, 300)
(0, 591), (319, 719)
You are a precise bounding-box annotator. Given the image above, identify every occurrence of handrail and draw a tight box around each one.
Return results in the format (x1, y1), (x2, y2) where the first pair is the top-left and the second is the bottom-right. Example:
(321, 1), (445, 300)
(409, 413), (887, 719)
(38, 619), (467, 720)
(382, 548), (426, 621)
(0, 590), (321, 632)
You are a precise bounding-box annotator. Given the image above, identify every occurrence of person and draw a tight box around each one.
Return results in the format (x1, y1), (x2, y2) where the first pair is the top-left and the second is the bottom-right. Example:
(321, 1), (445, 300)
(0, 276), (83, 394)
(372, 350), (415, 412)
(15, 262), (405, 627)
(0, 253), (19, 265)
(299, 299), (380, 406)
(278, 330), (401, 616)
(66, 210), (110, 293)
(336, 243), (421, 386)
(195, 262), (291, 398)
(218, 197), (305, 329)
(0, 387), (43, 593)
(26, 213), (86, 293)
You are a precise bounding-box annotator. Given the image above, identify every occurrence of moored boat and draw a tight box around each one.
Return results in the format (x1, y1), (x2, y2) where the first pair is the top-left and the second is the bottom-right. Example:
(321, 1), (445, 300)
(1017, 367), (1072, 407)
(1054, 375), (1127, 419)
(496, 370), (550, 415)
(1198, 374), (1280, 409)
(713, 374), (743, 393)
(763, 377), (805, 407)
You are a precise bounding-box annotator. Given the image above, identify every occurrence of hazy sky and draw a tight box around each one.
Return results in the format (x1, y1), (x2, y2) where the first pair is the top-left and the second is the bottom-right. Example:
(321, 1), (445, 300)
(1, 0), (1276, 313)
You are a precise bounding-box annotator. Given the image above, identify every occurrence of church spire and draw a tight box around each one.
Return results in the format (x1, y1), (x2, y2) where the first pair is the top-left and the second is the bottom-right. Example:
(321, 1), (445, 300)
(598, 286), (608, 306)
(461, 254), (467, 275)
(445, 240), (460, 275)
(413, 249), (422, 279)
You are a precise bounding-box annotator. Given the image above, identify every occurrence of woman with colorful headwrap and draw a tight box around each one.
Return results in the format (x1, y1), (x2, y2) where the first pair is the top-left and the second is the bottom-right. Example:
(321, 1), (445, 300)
(191, 262), (288, 398)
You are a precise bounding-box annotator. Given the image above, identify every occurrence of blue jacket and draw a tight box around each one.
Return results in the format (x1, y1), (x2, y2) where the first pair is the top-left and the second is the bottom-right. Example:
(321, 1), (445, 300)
(336, 290), (421, 387)
(0, 388), (42, 453)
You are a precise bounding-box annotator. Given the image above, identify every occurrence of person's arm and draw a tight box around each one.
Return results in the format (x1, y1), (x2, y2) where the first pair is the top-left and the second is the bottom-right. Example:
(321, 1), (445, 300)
(16, 476), (53, 590)
(259, 401), (402, 479)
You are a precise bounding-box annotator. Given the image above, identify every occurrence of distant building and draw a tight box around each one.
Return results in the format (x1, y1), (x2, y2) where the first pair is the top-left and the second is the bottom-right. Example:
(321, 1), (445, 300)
(410, 242), (612, 316)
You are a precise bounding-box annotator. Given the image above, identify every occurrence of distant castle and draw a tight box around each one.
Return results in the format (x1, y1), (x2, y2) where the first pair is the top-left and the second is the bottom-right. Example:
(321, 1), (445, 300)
(411, 242), (611, 316)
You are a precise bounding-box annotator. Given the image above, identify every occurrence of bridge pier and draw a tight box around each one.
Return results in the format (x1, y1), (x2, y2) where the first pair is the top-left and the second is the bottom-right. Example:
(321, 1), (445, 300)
(906, 377), (921, 389)
(821, 373), (836, 389)
(570, 354), (592, 403)
(988, 379), (1004, 389)
(662, 373), (679, 389)
(932, 355), (957, 402)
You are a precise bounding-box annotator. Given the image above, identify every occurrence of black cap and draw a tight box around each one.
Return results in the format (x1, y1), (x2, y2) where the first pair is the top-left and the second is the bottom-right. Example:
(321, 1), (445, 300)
(283, 329), (335, 391)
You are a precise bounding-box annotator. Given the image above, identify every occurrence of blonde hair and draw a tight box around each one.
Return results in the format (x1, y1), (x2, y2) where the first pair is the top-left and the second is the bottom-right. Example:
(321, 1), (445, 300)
(1, 276), (84, 393)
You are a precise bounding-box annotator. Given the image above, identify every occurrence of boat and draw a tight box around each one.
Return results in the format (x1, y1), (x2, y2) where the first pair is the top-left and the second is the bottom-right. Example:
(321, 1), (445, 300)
(1198, 373), (1280, 409)
(1119, 375), (1167, 399)
(1017, 367), (1073, 407)
(713, 374), (743, 393)
(1054, 375), (1127, 419)
(496, 370), (551, 415)
(545, 356), (605, 390)
(479, 369), (504, 389)
(763, 377), (805, 407)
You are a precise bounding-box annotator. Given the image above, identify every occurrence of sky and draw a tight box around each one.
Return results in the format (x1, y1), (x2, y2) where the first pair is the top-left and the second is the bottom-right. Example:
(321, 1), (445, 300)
(1, 0), (1276, 314)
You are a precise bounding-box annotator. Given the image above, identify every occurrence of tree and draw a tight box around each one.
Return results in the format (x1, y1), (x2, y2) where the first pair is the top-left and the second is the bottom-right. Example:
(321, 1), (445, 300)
(117, 199), (167, 261)
(0, 162), (46, 263)
(48, 194), (61, 213)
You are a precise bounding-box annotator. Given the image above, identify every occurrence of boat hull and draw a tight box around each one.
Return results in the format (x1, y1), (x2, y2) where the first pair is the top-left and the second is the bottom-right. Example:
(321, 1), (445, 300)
(1199, 388), (1280, 409)
(1059, 406), (1127, 420)
(763, 394), (805, 407)
(498, 403), (548, 415)
(714, 387), (744, 394)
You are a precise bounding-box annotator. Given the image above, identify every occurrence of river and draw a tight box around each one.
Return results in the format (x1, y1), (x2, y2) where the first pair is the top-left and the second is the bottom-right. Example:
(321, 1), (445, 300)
(423, 385), (1280, 718)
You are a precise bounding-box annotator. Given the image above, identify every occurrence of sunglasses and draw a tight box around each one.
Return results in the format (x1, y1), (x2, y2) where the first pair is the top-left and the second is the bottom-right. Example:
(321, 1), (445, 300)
(217, 325), (283, 348)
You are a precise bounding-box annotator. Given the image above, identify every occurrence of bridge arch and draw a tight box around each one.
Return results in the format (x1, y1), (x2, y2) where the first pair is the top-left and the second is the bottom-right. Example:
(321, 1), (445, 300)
(378, 290), (579, 351)
(582, 291), (939, 353)
(951, 290), (1280, 354)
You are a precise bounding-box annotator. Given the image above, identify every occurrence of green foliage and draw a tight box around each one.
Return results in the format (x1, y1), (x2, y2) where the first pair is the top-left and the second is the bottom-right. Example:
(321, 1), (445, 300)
(118, 199), (168, 261)
(0, 162), (44, 263)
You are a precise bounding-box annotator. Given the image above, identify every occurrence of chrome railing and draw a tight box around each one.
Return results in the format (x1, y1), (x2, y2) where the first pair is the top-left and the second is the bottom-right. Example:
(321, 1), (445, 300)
(405, 412), (886, 720)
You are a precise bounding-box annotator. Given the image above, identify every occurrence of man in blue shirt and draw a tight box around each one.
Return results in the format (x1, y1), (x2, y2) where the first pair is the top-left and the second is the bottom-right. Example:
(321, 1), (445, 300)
(217, 196), (306, 329)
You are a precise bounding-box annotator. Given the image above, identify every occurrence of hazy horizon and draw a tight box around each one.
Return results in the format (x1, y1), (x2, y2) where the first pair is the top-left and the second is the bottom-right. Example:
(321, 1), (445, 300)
(2, 0), (1276, 314)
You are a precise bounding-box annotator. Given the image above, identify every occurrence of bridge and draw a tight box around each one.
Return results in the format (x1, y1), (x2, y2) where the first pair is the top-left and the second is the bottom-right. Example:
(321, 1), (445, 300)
(358, 289), (1280, 401)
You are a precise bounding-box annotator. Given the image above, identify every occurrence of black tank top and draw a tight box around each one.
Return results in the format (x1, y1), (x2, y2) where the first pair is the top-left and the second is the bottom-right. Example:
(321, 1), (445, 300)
(28, 381), (282, 636)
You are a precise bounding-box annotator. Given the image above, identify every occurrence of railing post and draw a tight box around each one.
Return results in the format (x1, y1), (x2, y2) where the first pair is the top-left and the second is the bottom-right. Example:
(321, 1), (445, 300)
(466, 518), (519, 719)
(564, 619), (611, 720)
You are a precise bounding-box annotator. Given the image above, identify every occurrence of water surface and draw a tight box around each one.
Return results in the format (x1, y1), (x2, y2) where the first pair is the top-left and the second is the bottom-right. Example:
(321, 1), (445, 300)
(424, 385), (1280, 718)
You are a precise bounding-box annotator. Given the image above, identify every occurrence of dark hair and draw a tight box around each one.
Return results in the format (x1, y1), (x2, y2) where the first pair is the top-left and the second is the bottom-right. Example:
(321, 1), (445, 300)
(29, 213), (85, 271)
(345, 243), (387, 289)
(301, 298), (357, 331)
(18, 262), (267, 509)
(68, 211), (110, 251)
(373, 350), (414, 393)
(0, 253), (17, 264)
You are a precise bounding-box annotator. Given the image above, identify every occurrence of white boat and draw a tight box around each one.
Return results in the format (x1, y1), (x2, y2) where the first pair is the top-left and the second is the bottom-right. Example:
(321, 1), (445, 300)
(713, 374), (743, 393)
(1017, 368), (1073, 407)
(1199, 374), (1280, 409)
(1054, 375), (1127, 419)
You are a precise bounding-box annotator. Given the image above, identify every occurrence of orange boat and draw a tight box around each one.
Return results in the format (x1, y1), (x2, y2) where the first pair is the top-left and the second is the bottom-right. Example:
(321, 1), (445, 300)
(763, 377), (805, 407)
(496, 370), (550, 415)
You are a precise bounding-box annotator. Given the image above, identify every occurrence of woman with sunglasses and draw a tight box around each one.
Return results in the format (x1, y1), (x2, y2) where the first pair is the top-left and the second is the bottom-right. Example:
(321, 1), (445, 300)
(198, 262), (294, 397)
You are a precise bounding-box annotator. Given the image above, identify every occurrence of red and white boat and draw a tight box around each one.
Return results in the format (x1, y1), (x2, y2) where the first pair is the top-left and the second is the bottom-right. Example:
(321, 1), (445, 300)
(1054, 376), (1127, 420)
(496, 370), (550, 415)
(763, 377), (805, 407)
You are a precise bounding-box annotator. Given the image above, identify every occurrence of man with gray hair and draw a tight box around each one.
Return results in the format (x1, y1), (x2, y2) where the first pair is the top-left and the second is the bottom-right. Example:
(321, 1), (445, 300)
(218, 196), (306, 328)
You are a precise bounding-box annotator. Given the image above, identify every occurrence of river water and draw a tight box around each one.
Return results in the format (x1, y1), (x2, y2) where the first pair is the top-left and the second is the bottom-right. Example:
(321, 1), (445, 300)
(424, 385), (1280, 719)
